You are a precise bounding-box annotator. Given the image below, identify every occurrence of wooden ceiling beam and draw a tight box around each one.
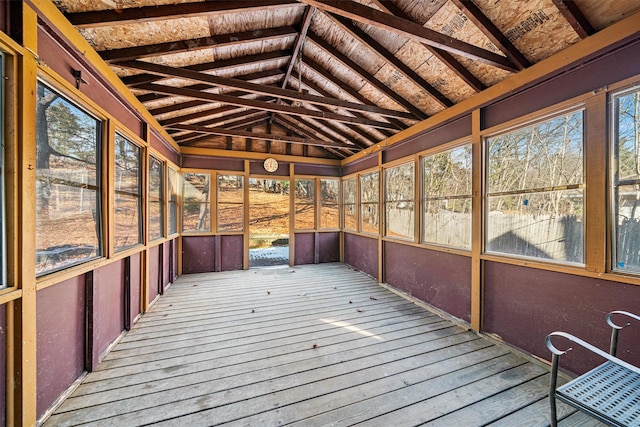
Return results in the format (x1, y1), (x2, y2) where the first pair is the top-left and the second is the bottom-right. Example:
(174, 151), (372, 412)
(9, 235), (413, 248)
(100, 26), (298, 62)
(307, 32), (427, 120)
(267, 121), (349, 159)
(278, 107), (368, 150)
(369, 0), (486, 93)
(326, 13), (454, 109)
(273, 116), (356, 155)
(65, 0), (301, 28)
(281, 6), (315, 89)
(299, 0), (518, 71)
(121, 50), (291, 87)
(552, 0), (595, 39)
(165, 108), (266, 131)
(291, 77), (383, 145)
(135, 68), (284, 104)
(450, 0), (531, 70)
(120, 59), (417, 120)
(302, 57), (405, 133)
(136, 83), (400, 130)
(169, 123), (353, 149)
(174, 113), (270, 143)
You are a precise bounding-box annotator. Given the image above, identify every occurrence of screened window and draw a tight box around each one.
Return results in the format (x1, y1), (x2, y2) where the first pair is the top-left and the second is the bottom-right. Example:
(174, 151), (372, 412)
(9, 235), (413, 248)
(149, 156), (163, 241)
(486, 111), (584, 263)
(217, 174), (243, 232)
(182, 173), (210, 232)
(114, 133), (142, 251)
(385, 162), (414, 239)
(295, 178), (316, 229)
(360, 171), (379, 234)
(343, 177), (357, 230)
(320, 178), (340, 229)
(422, 145), (472, 249)
(168, 167), (178, 235)
(612, 87), (640, 272)
(35, 82), (102, 275)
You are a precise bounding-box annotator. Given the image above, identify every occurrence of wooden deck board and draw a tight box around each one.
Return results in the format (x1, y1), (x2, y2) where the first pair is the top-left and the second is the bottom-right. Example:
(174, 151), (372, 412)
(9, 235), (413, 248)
(43, 263), (606, 427)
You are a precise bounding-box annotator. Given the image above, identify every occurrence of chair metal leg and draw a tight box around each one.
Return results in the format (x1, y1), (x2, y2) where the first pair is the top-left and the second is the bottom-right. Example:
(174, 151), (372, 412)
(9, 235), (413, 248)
(549, 353), (560, 427)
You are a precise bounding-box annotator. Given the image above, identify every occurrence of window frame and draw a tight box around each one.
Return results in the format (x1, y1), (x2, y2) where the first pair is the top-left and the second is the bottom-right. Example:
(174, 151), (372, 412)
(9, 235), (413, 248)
(148, 154), (164, 242)
(35, 79), (105, 276)
(342, 176), (357, 231)
(610, 84), (640, 274)
(420, 143), (473, 250)
(294, 177), (317, 231)
(167, 166), (179, 237)
(181, 170), (211, 234)
(320, 178), (340, 230)
(359, 170), (380, 235)
(484, 108), (586, 265)
(113, 131), (143, 252)
(216, 172), (244, 233)
(384, 160), (415, 241)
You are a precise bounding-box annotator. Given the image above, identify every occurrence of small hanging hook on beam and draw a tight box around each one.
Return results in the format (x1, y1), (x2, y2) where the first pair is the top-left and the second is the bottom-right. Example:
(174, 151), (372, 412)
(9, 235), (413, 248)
(72, 69), (88, 90)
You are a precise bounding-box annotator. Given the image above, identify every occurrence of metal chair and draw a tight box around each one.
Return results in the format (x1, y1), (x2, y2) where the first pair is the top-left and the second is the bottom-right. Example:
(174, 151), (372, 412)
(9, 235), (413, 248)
(546, 311), (640, 427)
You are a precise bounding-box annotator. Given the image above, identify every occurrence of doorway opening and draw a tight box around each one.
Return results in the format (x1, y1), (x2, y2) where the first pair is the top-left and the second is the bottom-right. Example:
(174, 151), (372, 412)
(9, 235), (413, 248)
(248, 178), (290, 267)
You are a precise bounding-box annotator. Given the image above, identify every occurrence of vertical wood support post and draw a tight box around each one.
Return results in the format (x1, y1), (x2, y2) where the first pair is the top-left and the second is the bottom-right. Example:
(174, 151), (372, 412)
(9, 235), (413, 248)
(243, 160), (250, 270)
(584, 92), (607, 273)
(11, 5), (38, 425)
(377, 152), (383, 283)
(471, 109), (483, 332)
(289, 163), (295, 267)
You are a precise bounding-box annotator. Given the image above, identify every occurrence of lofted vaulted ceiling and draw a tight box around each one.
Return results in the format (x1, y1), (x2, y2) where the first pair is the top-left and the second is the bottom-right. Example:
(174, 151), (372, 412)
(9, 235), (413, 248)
(53, 0), (640, 160)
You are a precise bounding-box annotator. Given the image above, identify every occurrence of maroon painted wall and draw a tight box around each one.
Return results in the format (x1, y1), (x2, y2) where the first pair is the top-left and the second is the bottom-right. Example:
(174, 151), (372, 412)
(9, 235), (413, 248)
(37, 28), (142, 137)
(483, 37), (640, 128)
(220, 235), (243, 271)
(181, 155), (243, 171)
(384, 114), (472, 163)
(92, 261), (125, 367)
(343, 155), (378, 176)
(36, 275), (85, 417)
(384, 242), (472, 322)
(295, 233), (315, 265)
(0, 303), (5, 426)
(319, 232), (340, 263)
(129, 252), (142, 324)
(344, 233), (378, 279)
(182, 236), (216, 274)
(484, 261), (640, 375)
(163, 242), (171, 288)
(295, 164), (341, 176)
(148, 245), (160, 303)
(150, 131), (180, 166)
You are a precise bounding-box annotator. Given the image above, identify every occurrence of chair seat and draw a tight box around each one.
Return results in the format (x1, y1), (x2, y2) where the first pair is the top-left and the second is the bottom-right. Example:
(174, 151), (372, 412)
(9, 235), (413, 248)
(556, 361), (640, 426)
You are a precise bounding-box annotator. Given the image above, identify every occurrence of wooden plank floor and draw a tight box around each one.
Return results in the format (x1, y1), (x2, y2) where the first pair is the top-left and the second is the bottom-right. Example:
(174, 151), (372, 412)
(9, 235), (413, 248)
(44, 263), (607, 426)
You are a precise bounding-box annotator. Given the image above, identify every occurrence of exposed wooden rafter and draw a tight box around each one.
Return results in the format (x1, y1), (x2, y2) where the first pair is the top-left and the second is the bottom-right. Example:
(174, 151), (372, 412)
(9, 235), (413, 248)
(120, 59), (417, 120)
(369, 0), (486, 93)
(450, 0), (531, 70)
(169, 123), (354, 149)
(552, 0), (596, 39)
(301, 57), (406, 133)
(136, 83), (401, 130)
(325, 13), (454, 109)
(64, 0), (302, 28)
(135, 69), (284, 104)
(120, 51), (291, 87)
(99, 26), (298, 62)
(307, 32), (428, 120)
(298, 0), (518, 71)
